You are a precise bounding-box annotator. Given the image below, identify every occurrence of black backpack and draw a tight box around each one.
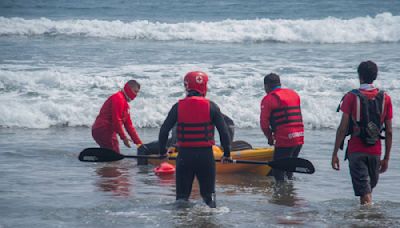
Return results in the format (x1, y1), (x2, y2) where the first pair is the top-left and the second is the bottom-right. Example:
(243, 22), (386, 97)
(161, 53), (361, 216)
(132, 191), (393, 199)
(337, 89), (385, 147)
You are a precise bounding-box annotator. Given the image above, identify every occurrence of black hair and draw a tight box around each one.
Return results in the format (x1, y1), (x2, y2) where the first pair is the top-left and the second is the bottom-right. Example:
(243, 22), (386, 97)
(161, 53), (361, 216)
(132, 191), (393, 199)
(264, 73), (281, 87)
(127, 80), (141, 90)
(357, 61), (378, 84)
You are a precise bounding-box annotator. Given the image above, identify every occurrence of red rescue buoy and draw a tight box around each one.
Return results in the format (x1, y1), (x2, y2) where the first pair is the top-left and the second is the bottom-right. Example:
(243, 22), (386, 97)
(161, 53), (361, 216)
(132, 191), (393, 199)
(154, 162), (175, 175)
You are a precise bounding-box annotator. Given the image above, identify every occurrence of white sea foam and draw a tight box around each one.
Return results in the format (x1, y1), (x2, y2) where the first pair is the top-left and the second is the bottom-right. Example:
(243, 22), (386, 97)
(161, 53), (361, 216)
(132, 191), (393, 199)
(1, 13), (400, 43)
(0, 63), (399, 129)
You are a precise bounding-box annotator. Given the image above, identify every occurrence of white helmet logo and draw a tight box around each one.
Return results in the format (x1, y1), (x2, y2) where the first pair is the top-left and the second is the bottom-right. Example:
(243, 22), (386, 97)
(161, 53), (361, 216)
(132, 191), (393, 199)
(196, 75), (203, 84)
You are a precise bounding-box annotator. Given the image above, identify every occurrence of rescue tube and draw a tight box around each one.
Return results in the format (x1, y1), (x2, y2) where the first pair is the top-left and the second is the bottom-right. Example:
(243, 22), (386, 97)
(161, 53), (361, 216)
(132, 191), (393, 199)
(153, 162), (176, 175)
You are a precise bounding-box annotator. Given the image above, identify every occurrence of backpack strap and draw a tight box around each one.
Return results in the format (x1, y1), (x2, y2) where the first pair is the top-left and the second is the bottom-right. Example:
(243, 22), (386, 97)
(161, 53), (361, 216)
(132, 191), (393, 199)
(349, 89), (363, 123)
(376, 90), (385, 116)
(375, 90), (386, 138)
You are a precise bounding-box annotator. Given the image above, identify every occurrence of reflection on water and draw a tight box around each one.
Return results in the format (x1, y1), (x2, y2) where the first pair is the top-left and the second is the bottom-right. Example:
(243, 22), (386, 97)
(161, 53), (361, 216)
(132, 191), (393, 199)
(171, 202), (227, 228)
(270, 181), (308, 225)
(217, 174), (303, 205)
(156, 173), (176, 187)
(217, 174), (310, 226)
(321, 200), (399, 227)
(95, 166), (132, 197)
(270, 181), (305, 207)
(88, 149), (400, 228)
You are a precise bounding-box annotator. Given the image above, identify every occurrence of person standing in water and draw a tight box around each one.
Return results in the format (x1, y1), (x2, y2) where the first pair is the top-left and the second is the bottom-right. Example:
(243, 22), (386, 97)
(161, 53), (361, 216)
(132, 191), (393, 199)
(92, 80), (146, 154)
(331, 61), (393, 205)
(138, 113), (235, 158)
(260, 73), (304, 182)
(158, 71), (231, 208)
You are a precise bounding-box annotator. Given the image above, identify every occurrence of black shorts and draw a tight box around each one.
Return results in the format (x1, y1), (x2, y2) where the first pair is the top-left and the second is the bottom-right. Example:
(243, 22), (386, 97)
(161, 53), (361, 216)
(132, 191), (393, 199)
(348, 152), (380, 197)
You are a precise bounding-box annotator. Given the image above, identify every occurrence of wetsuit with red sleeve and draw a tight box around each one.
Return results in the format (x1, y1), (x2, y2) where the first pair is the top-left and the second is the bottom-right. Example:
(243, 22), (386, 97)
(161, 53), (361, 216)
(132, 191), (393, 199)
(158, 92), (231, 207)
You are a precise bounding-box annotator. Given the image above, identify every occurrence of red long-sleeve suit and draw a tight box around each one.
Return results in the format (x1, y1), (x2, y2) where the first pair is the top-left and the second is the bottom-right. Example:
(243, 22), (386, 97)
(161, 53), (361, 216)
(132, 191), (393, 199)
(92, 91), (142, 153)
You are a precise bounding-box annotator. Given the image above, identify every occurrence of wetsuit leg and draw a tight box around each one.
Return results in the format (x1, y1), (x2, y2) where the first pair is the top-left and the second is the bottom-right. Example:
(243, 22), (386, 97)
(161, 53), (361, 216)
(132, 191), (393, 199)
(137, 140), (162, 165)
(194, 148), (216, 208)
(136, 145), (148, 165)
(175, 151), (195, 201)
(286, 145), (302, 180)
(273, 145), (302, 181)
(273, 147), (289, 181)
(142, 141), (160, 155)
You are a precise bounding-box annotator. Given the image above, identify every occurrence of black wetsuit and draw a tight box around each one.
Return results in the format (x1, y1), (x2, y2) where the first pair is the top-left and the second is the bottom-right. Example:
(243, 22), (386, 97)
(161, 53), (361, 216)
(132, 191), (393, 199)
(222, 114), (234, 144)
(140, 114), (234, 156)
(158, 94), (231, 206)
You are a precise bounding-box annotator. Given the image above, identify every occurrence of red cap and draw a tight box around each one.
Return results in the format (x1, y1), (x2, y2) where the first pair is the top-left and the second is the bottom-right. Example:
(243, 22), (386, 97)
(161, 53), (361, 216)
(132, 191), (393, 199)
(123, 83), (137, 101)
(184, 71), (209, 96)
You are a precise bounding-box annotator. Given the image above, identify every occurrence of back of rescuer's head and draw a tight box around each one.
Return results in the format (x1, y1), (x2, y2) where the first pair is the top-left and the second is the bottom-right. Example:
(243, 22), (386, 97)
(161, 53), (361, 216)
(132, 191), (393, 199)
(264, 73), (281, 93)
(184, 71), (209, 96)
(358, 61), (378, 84)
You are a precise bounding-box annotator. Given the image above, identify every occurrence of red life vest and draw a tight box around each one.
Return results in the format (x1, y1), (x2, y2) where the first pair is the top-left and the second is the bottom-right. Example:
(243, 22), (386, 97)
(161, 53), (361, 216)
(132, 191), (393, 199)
(177, 96), (215, 148)
(269, 88), (303, 132)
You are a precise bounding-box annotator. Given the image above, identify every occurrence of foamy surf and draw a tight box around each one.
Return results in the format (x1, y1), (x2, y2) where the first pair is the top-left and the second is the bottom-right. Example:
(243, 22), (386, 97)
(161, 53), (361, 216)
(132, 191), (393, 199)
(1, 62), (399, 129)
(1, 13), (399, 43)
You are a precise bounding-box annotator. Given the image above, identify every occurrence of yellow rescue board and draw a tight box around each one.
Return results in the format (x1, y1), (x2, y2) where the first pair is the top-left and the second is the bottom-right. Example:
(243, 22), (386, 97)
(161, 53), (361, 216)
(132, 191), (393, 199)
(149, 146), (274, 176)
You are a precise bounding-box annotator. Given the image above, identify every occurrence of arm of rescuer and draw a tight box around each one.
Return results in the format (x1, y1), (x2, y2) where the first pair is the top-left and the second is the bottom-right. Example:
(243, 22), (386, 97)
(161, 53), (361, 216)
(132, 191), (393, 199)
(380, 94), (393, 173)
(331, 112), (350, 171)
(123, 111), (143, 146)
(331, 92), (352, 171)
(260, 95), (275, 145)
(111, 94), (142, 147)
(210, 101), (231, 158)
(159, 103), (178, 156)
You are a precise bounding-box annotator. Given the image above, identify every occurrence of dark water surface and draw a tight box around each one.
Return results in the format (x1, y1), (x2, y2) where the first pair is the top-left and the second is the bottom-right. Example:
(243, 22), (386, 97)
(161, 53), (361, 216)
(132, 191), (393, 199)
(1, 128), (399, 227)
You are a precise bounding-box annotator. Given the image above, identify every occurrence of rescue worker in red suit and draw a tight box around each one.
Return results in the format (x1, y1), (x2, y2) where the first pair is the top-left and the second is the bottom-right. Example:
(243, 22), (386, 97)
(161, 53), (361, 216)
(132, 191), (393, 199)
(92, 80), (145, 154)
(260, 73), (304, 182)
(158, 71), (231, 208)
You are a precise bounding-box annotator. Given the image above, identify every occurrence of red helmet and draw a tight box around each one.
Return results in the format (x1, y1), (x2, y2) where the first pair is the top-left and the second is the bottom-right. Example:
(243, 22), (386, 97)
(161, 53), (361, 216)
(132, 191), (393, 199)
(123, 82), (137, 101)
(184, 71), (209, 96)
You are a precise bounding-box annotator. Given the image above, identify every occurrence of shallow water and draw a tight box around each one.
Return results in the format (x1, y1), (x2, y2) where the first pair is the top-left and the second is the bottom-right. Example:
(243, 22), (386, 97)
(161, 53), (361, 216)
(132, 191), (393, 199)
(1, 0), (400, 227)
(1, 127), (399, 227)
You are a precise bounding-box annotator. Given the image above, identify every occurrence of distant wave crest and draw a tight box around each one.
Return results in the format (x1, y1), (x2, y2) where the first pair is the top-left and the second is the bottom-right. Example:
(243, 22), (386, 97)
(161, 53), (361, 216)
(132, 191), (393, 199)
(1, 13), (400, 43)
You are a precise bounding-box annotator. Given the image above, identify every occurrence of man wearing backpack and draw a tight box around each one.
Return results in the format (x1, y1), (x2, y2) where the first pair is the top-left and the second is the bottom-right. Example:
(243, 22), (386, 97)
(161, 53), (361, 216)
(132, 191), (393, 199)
(331, 61), (393, 205)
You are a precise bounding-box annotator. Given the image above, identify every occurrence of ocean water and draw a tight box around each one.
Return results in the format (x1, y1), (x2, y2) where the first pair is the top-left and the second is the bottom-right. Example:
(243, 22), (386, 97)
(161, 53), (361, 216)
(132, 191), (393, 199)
(1, 128), (400, 227)
(1, 0), (400, 227)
